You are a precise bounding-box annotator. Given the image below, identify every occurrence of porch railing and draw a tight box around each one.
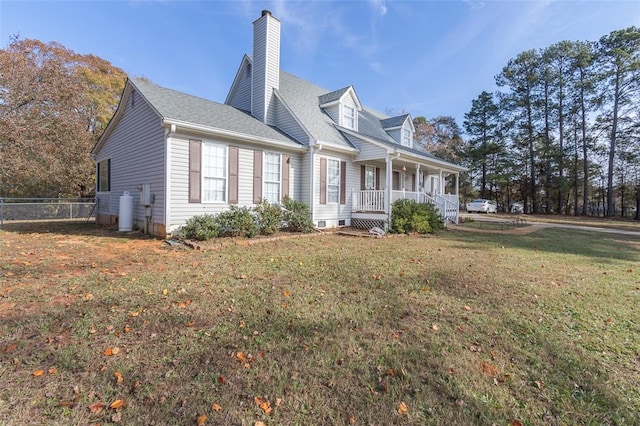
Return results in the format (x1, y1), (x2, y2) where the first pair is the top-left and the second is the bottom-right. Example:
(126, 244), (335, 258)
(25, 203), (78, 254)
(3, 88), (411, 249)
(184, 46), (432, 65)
(352, 190), (459, 225)
(352, 189), (385, 212)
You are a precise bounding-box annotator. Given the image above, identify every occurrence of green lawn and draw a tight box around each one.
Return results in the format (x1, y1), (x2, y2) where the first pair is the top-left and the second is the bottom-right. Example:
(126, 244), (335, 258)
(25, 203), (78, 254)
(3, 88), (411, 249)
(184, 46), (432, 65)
(1, 223), (638, 425)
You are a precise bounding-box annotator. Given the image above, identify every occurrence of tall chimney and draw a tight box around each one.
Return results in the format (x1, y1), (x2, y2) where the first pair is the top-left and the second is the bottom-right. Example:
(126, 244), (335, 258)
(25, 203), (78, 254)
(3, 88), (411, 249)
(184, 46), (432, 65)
(252, 10), (280, 124)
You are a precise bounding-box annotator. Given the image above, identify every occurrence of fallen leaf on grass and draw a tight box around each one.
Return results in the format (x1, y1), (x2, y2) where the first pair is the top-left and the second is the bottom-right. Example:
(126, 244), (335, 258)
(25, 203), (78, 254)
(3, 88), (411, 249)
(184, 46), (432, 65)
(109, 399), (125, 409)
(512, 421), (523, 426)
(104, 347), (120, 356)
(283, 290), (291, 297)
(254, 422), (266, 426)
(211, 403), (221, 412)
(89, 401), (105, 414)
(114, 371), (124, 384)
(111, 410), (122, 422)
(129, 311), (139, 317)
(48, 367), (58, 374)
(479, 361), (498, 377)
(196, 414), (208, 425)
(431, 323), (440, 332)
(4, 343), (18, 353)
(397, 401), (408, 415)
(218, 376), (226, 383)
(32, 369), (45, 377)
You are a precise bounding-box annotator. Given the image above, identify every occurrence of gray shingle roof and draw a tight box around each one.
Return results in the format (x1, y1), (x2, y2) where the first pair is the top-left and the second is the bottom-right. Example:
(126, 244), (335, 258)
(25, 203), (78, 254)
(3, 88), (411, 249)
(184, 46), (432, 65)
(131, 78), (302, 147)
(380, 114), (409, 129)
(318, 87), (350, 105)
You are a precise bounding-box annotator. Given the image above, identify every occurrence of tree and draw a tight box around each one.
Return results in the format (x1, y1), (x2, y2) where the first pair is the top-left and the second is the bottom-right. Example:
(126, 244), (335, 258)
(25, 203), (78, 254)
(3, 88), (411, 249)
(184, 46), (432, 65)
(596, 27), (640, 216)
(496, 49), (543, 213)
(0, 37), (126, 198)
(463, 91), (501, 199)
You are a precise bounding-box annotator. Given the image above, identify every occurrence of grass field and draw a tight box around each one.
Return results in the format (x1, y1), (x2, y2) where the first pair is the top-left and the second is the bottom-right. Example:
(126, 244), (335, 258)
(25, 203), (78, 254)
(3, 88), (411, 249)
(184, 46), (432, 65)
(1, 222), (639, 425)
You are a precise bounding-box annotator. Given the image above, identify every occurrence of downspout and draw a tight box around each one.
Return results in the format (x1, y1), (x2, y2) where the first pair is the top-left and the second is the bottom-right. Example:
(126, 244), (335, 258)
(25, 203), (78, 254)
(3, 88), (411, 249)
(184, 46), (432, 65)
(310, 143), (323, 224)
(164, 124), (176, 237)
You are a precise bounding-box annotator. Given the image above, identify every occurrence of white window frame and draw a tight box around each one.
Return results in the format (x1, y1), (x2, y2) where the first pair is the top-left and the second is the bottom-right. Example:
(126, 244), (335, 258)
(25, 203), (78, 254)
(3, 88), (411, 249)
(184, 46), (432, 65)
(342, 104), (356, 130)
(97, 159), (110, 192)
(364, 165), (376, 190)
(202, 142), (227, 203)
(263, 152), (281, 204)
(402, 128), (412, 147)
(327, 158), (340, 204)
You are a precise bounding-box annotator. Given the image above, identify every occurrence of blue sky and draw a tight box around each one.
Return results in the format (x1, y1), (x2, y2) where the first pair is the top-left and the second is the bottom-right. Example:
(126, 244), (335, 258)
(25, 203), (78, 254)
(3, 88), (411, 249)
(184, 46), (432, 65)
(2, 0), (639, 131)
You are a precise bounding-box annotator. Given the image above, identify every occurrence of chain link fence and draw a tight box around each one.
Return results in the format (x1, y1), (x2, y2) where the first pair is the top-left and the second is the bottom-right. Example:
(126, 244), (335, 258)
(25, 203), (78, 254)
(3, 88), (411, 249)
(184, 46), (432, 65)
(0, 198), (96, 227)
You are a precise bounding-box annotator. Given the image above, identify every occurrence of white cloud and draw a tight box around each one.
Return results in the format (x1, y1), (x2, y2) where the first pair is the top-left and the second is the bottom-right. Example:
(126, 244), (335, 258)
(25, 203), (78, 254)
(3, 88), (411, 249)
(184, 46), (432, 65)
(369, 0), (387, 17)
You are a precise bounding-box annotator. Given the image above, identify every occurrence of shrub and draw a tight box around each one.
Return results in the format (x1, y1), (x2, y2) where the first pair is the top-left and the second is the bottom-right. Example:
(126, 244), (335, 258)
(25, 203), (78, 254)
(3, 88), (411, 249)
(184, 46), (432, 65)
(253, 199), (283, 235)
(181, 214), (220, 241)
(390, 199), (443, 234)
(281, 195), (315, 233)
(217, 205), (259, 238)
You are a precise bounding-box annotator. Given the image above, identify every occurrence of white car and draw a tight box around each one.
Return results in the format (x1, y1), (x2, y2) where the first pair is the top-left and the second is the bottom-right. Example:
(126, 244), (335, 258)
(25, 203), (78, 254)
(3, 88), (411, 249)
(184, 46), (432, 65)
(466, 199), (497, 213)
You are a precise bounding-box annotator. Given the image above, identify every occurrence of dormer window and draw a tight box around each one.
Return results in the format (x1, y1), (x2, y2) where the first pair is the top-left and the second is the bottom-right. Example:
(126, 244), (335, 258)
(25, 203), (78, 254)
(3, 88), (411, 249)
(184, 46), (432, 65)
(342, 104), (356, 130)
(402, 128), (412, 147)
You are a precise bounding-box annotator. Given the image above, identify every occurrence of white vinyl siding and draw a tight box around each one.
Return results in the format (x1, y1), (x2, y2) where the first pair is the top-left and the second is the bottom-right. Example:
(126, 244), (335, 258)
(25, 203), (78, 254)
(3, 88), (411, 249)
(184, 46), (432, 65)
(273, 96), (310, 145)
(313, 153), (360, 227)
(202, 143), (227, 203)
(94, 89), (165, 230)
(327, 159), (340, 204)
(227, 62), (252, 112)
(264, 152), (281, 203)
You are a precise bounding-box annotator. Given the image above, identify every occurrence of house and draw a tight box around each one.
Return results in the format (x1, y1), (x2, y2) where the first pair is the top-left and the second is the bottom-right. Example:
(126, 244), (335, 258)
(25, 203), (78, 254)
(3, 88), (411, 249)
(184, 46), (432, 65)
(91, 10), (465, 238)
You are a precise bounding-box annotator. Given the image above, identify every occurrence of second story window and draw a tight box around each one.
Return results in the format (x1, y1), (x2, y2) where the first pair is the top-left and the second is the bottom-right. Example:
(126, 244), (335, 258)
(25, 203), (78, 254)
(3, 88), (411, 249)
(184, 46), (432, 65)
(343, 104), (356, 130)
(402, 128), (412, 147)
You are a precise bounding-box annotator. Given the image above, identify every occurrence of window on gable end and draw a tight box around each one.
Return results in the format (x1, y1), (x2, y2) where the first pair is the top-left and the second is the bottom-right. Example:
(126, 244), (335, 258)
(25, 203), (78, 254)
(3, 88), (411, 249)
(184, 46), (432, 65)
(97, 159), (110, 192)
(342, 104), (356, 130)
(402, 128), (412, 147)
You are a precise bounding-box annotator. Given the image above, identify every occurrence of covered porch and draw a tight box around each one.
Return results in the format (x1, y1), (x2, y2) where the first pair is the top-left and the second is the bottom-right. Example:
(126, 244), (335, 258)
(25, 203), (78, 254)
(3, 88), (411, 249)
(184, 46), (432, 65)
(350, 151), (463, 229)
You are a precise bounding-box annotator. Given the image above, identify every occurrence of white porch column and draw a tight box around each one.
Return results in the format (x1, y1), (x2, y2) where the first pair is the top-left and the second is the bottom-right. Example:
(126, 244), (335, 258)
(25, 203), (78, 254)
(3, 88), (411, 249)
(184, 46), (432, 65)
(439, 169), (444, 194)
(385, 156), (392, 218)
(414, 164), (420, 193)
(455, 172), (459, 196)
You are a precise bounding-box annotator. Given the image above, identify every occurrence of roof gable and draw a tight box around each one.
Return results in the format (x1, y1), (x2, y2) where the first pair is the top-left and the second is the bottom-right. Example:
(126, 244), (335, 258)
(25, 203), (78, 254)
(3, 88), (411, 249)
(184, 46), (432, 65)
(318, 85), (362, 110)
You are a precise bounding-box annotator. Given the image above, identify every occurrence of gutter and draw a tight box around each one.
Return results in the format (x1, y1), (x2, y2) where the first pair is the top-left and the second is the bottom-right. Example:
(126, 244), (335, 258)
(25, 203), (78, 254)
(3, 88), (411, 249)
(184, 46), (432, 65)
(163, 119), (308, 153)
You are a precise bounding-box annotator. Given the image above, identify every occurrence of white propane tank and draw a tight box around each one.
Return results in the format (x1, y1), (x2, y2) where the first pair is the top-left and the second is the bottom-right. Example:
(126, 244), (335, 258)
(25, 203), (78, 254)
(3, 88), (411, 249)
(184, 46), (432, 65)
(119, 191), (134, 232)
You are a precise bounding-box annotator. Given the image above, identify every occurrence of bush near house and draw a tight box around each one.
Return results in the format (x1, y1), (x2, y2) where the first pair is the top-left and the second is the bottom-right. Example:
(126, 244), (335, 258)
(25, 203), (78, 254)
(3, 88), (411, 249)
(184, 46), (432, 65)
(180, 197), (313, 241)
(391, 199), (444, 234)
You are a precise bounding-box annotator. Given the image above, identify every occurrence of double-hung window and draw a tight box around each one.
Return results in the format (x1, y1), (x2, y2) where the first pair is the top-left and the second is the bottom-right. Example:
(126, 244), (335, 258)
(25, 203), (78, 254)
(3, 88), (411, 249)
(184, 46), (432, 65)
(343, 105), (356, 129)
(327, 159), (340, 203)
(202, 142), (227, 202)
(402, 128), (412, 147)
(263, 152), (281, 204)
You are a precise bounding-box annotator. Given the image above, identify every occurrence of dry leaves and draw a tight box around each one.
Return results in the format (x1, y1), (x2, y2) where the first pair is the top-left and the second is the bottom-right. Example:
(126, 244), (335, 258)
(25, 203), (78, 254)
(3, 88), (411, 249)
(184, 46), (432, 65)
(211, 403), (222, 412)
(114, 371), (124, 384)
(109, 399), (125, 409)
(104, 346), (120, 356)
(196, 414), (208, 425)
(397, 401), (408, 415)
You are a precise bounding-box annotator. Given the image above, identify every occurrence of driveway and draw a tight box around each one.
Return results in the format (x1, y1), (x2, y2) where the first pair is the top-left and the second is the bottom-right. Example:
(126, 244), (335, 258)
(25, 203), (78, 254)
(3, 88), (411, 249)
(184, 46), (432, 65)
(454, 213), (640, 238)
